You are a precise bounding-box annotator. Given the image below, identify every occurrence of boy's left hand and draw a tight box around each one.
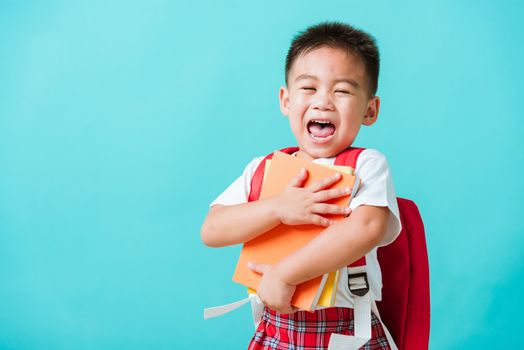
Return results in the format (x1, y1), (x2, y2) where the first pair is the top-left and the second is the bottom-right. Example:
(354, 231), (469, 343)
(247, 262), (297, 314)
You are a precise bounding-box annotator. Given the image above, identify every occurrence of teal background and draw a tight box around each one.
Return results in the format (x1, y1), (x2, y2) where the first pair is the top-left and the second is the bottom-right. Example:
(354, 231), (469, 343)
(1, 1), (523, 349)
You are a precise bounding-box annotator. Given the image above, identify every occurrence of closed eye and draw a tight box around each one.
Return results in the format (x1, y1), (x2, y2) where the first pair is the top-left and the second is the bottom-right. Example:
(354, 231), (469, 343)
(301, 87), (316, 91)
(335, 90), (350, 94)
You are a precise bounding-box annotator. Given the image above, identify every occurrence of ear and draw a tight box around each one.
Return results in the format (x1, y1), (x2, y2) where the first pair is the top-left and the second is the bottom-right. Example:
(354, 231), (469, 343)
(279, 86), (290, 116)
(362, 96), (380, 126)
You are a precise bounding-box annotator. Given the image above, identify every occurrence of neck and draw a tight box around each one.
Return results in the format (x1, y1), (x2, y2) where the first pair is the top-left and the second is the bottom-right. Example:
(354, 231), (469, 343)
(294, 150), (316, 161)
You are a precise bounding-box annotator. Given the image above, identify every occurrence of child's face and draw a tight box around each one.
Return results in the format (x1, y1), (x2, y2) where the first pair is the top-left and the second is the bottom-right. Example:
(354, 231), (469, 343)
(280, 46), (380, 160)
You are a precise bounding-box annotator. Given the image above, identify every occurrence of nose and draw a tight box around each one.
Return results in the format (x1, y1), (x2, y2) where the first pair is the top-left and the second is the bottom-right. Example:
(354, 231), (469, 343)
(311, 90), (334, 111)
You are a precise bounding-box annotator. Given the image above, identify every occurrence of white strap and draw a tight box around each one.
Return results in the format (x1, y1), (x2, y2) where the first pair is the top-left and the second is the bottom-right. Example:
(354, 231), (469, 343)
(203, 294), (256, 320)
(328, 292), (371, 350)
(250, 294), (265, 328)
(328, 266), (372, 350)
(204, 293), (265, 330)
(354, 292), (372, 340)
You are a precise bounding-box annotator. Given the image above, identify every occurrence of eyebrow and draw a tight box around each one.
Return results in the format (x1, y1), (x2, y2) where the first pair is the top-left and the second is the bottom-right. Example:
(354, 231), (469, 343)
(294, 74), (361, 89)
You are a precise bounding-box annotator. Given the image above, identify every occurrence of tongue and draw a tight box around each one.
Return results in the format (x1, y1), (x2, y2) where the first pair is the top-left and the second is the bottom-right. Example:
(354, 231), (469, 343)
(308, 123), (335, 138)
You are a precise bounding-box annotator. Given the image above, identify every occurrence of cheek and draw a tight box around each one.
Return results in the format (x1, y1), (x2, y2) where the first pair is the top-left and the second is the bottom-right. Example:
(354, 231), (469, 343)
(290, 118), (303, 129)
(290, 94), (309, 107)
(288, 102), (307, 117)
(289, 118), (305, 135)
(340, 100), (366, 118)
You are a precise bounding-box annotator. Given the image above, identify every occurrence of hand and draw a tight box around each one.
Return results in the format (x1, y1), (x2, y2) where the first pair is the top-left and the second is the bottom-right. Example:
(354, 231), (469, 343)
(275, 169), (352, 227)
(247, 262), (298, 314)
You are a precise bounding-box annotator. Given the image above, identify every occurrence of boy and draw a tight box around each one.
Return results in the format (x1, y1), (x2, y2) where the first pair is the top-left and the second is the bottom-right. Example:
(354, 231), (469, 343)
(201, 22), (401, 349)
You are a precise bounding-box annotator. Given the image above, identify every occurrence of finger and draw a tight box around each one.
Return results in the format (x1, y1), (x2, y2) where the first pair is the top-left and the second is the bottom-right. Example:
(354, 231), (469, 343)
(308, 172), (342, 192)
(311, 203), (352, 216)
(288, 168), (308, 188)
(247, 262), (269, 275)
(313, 187), (352, 202)
(310, 214), (335, 227)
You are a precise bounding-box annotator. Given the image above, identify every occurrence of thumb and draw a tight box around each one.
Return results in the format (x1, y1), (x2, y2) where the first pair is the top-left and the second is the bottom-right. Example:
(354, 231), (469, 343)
(247, 262), (269, 275)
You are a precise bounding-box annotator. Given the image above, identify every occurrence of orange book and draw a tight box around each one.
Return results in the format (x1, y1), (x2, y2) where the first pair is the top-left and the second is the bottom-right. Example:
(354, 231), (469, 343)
(232, 151), (359, 311)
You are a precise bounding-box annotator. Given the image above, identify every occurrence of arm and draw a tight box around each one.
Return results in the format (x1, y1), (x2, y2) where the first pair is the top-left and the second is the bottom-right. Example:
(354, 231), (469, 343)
(200, 199), (281, 247)
(249, 205), (389, 313)
(277, 205), (389, 285)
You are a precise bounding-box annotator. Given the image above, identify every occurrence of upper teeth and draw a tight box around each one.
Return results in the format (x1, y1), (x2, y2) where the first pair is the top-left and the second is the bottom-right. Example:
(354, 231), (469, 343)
(312, 120), (332, 124)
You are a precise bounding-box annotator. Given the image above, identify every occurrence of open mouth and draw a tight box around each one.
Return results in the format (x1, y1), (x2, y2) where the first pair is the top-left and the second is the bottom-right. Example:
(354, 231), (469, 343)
(307, 119), (336, 142)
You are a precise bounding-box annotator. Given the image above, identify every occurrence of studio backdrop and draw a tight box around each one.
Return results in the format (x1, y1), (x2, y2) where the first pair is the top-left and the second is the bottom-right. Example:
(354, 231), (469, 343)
(1, 1), (523, 349)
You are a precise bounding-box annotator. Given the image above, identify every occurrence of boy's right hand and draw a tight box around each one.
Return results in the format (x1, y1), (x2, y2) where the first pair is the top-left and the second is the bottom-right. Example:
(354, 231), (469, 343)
(274, 169), (352, 227)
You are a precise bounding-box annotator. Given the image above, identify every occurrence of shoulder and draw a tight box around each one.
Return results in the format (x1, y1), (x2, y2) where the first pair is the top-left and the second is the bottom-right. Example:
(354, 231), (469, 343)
(358, 148), (387, 161)
(235, 155), (267, 190)
(355, 148), (390, 173)
(350, 148), (401, 247)
(242, 156), (266, 177)
(210, 155), (266, 207)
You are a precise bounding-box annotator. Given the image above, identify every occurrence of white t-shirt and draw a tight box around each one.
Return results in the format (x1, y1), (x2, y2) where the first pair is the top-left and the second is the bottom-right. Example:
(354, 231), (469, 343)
(211, 149), (402, 307)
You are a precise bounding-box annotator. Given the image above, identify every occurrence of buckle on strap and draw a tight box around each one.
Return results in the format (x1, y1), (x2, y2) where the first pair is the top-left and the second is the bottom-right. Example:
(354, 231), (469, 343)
(348, 272), (369, 297)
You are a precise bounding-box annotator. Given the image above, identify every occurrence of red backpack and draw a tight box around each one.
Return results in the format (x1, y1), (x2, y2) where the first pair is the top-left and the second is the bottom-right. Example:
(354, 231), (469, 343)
(248, 147), (430, 350)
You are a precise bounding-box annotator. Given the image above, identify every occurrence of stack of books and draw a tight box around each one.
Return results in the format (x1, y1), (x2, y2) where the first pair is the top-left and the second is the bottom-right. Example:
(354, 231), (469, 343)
(232, 151), (360, 311)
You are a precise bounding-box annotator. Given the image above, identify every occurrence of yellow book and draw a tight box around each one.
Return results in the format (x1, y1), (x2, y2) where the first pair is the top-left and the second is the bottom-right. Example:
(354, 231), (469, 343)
(317, 270), (339, 307)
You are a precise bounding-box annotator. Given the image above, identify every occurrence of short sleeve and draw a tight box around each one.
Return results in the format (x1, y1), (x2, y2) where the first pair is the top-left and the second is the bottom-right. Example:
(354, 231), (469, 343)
(210, 156), (265, 207)
(349, 149), (402, 247)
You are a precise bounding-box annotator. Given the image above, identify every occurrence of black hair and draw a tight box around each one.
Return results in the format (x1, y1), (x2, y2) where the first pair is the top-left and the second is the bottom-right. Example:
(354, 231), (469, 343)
(285, 21), (380, 96)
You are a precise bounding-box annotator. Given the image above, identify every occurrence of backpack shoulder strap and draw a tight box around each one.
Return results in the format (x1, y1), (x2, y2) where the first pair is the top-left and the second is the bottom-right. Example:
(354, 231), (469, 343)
(248, 147), (299, 202)
(334, 147), (366, 168)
